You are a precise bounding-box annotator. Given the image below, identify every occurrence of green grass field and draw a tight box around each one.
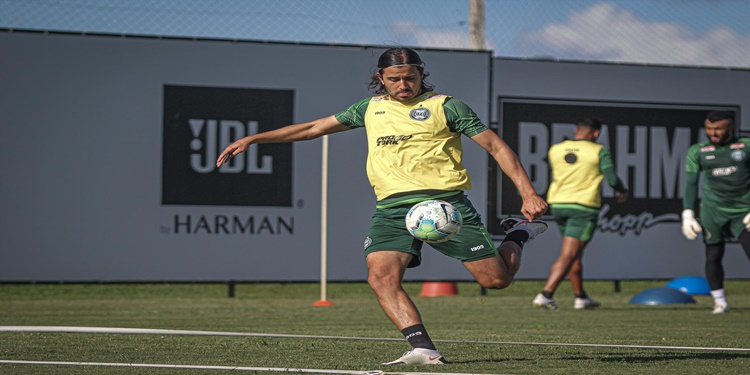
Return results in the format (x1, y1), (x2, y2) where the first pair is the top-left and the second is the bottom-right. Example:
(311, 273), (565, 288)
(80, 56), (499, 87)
(1, 280), (748, 374)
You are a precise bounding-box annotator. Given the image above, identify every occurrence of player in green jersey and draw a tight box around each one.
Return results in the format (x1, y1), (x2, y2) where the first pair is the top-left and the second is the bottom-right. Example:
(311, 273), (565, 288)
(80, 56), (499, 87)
(682, 111), (750, 314)
(533, 118), (629, 311)
(216, 48), (548, 365)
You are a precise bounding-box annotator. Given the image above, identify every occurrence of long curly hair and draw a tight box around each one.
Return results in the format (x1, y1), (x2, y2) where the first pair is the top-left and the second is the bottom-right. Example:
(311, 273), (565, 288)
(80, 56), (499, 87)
(368, 47), (435, 95)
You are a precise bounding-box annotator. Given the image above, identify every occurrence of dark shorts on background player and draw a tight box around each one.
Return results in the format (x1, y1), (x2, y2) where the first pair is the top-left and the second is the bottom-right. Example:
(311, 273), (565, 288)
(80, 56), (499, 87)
(550, 204), (598, 242)
(699, 204), (749, 245)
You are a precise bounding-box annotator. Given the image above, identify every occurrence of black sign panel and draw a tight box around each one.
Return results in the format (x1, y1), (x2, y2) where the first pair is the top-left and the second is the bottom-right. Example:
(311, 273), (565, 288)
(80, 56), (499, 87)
(488, 98), (738, 236)
(162, 85), (294, 206)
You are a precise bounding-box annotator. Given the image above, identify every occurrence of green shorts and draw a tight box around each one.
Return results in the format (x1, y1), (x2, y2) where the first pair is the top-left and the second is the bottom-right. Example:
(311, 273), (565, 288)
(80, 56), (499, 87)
(364, 191), (497, 268)
(699, 204), (748, 245)
(550, 204), (599, 242)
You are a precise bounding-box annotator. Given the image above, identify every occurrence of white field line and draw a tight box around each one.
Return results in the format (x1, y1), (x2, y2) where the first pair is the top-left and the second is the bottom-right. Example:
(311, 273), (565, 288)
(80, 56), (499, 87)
(2, 325), (749, 352)
(0, 360), (501, 375)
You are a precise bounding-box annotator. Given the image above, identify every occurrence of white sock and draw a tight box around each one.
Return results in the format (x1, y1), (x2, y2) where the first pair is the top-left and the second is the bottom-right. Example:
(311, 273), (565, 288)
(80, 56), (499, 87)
(412, 348), (441, 356)
(710, 289), (727, 306)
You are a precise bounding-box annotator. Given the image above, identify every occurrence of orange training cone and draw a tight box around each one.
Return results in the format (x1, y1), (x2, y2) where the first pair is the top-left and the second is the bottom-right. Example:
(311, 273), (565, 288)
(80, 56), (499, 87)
(419, 281), (458, 297)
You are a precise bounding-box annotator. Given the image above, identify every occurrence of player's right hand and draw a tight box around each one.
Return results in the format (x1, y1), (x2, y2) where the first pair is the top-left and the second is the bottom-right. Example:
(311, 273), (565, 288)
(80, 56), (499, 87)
(681, 209), (702, 240)
(216, 139), (250, 168)
(615, 190), (629, 204)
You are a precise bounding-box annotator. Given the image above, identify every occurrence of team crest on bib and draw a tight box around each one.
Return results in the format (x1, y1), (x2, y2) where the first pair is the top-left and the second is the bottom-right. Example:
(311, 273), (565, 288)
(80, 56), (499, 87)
(730, 149), (746, 161)
(409, 107), (431, 121)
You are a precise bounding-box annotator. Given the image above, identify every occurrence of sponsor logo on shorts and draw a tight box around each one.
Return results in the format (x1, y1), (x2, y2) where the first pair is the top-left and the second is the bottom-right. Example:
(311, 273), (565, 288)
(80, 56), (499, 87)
(470, 245), (485, 252)
(364, 237), (372, 249)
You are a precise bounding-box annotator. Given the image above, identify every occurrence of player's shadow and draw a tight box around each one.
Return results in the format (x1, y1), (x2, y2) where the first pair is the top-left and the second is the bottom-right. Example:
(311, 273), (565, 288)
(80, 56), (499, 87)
(447, 352), (749, 365)
(446, 358), (534, 365)
(577, 352), (749, 363)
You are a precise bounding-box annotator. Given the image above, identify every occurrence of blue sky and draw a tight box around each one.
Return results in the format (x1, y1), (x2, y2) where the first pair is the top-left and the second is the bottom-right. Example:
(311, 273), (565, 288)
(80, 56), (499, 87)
(2, 0), (748, 68)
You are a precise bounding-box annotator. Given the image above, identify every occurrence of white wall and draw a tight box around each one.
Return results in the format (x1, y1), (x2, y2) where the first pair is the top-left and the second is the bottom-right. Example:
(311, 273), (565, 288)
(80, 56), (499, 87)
(491, 59), (749, 279)
(1, 31), (747, 281)
(0, 31), (491, 281)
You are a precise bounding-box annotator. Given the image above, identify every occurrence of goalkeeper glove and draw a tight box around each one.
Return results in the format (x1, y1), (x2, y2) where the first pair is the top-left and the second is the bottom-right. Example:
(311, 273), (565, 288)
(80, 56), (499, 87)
(681, 209), (702, 240)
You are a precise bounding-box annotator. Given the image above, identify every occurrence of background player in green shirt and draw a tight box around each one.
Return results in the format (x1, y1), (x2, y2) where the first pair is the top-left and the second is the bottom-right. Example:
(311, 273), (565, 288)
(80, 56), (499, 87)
(682, 111), (750, 314)
(533, 118), (628, 311)
(216, 48), (548, 365)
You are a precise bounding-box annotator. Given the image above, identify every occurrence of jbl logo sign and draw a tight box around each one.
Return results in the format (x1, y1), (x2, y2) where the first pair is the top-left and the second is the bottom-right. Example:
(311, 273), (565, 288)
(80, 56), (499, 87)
(187, 119), (272, 174)
(162, 85), (293, 206)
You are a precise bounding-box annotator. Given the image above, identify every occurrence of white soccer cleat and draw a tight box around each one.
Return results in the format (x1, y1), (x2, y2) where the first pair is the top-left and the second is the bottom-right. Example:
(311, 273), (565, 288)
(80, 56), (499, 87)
(501, 217), (548, 241)
(382, 350), (446, 365)
(533, 293), (560, 311)
(574, 297), (601, 310)
(712, 303), (729, 314)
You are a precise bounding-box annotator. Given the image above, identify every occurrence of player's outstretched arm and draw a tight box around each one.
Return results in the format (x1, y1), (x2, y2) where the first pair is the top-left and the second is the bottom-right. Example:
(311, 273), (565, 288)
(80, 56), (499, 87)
(471, 129), (548, 221)
(216, 115), (349, 167)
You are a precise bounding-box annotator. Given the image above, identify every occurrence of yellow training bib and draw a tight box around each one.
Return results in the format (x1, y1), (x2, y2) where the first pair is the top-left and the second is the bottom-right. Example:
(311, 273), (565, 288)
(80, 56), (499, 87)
(363, 93), (471, 200)
(547, 139), (605, 208)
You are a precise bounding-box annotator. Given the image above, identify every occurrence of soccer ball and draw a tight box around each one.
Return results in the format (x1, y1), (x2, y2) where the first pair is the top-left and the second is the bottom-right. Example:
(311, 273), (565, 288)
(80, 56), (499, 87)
(405, 200), (462, 243)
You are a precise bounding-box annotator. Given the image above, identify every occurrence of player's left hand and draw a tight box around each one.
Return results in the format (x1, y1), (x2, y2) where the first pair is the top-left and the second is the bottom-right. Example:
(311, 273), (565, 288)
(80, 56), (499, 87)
(744, 212), (750, 231)
(520, 194), (548, 221)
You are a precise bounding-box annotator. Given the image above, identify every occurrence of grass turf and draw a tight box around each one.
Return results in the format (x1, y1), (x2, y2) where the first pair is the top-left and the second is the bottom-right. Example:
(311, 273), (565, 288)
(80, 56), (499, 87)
(1, 280), (748, 374)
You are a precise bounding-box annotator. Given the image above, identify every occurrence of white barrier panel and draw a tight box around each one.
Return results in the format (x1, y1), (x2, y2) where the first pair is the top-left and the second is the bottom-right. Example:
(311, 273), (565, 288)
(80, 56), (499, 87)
(491, 59), (750, 279)
(1, 31), (747, 282)
(0, 31), (490, 281)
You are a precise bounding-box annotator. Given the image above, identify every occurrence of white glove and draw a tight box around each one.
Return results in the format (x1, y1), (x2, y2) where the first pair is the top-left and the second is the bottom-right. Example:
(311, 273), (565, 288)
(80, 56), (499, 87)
(744, 212), (750, 231)
(681, 209), (702, 240)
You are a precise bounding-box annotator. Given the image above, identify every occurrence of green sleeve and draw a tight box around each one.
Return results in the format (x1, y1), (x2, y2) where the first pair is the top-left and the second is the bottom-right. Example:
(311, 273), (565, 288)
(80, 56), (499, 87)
(683, 171), (699, 210)
(443, 98), (488, 137)
(682, 145), (701, 210)
(684, 144), (702, 173)
(599, 147), (627, 192)
(334, 97), (370, 129)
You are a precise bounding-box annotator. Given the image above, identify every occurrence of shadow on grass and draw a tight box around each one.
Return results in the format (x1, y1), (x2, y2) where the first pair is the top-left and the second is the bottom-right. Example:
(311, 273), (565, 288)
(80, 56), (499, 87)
(444, 352), (749, 365)
(442, 358), (535, 365)
(571, 352), (749, 363)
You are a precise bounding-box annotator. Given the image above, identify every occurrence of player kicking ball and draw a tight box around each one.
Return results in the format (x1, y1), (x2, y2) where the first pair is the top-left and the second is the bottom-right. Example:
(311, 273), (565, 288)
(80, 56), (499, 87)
(217, 47), (548, 365)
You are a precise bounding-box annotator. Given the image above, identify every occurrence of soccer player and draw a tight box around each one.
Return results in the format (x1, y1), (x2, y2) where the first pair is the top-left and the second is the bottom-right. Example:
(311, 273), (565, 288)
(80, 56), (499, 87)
(681, 111), (750, 314)
(533, 118), (629, 311)
(216, 47), (548, 365)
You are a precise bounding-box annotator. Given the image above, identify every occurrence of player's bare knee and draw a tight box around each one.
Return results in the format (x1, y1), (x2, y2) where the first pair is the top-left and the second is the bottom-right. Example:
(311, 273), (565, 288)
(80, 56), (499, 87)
(479, 275), (512, 289)
(367, 272), (401, 293)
